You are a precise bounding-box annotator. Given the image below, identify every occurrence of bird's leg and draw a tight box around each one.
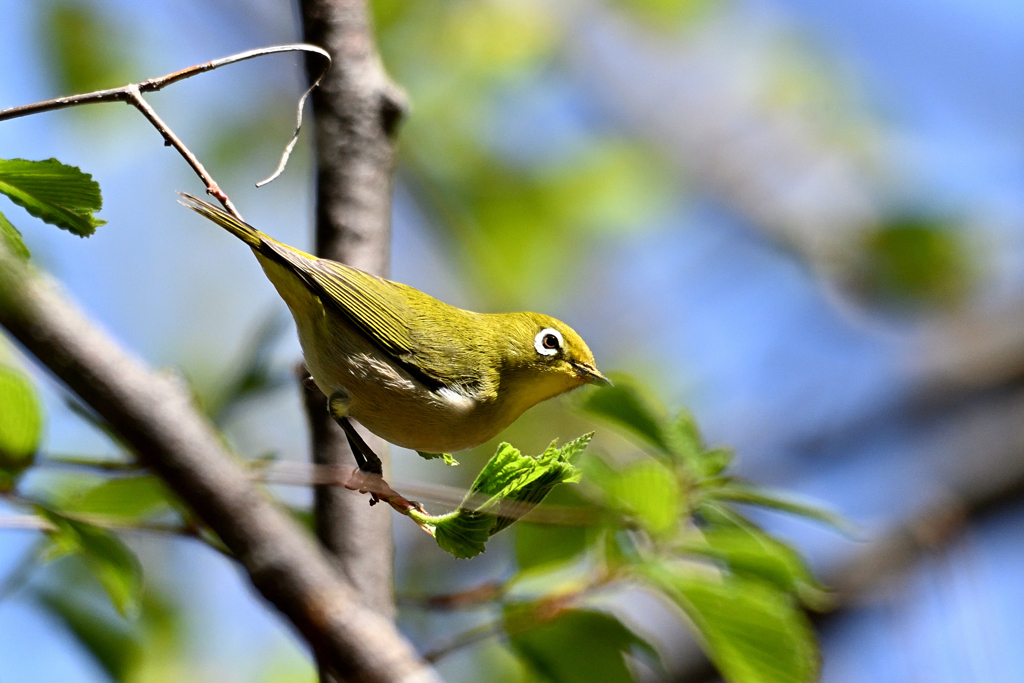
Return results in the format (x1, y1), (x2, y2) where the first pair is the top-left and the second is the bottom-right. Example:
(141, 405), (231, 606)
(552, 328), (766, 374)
(337, 418), (383, 476)
(328, 392), (384, 505)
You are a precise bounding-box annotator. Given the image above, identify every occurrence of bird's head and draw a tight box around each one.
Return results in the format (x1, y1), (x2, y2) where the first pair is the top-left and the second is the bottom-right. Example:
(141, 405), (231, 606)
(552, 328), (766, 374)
(494, 312), (610, 413)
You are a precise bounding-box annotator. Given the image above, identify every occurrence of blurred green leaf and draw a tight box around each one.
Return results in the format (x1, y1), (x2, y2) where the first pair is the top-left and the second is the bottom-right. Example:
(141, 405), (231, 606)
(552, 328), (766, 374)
(539, 142), (672, 235)
(697, 447), (734, 478)
(0, 158), (105, 236)
(58, 475), (172, 523)
(579, 380), (669, 453)
(515, 522), (588, 572)
(509, 608), (658, 683)
(586, 456), (681, 536)
(0, 210), (30, 260)
(644, 563), (819, 683)
(665, 410), (702, 462)
(418, 451), (460, 466)
(32, 582), (141, 681)
(677, 527), (829, 609)
(858, 217), (974, 307)
(38, 507), (143, 617)
(0, 364), (44, 488)
(612, 0), (720, 27)
(411, 434), (589, 559)
(39, 0), (131, 95)
(703, 483), (852, 535)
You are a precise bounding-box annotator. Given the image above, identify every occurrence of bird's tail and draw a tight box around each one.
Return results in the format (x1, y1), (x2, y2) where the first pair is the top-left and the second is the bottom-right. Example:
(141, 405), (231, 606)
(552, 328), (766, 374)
(177, 192), (263, 249)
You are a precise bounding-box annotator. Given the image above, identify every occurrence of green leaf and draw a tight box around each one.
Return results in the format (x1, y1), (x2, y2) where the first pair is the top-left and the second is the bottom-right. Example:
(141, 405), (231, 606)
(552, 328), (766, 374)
(59, 475), (172, 523)
(410, 434), (590, 559)
(703, 483), (853, 535)
(0, 364), (44, 487)
(665, 410), (703, 462)
(644, 563), (819, 683)
(698, 447), (734, 477)
(586, 456), (681, 536)
(37, 507), (143, 617)
(515, 522), (588, 572)
(858, 216), (974, 307)
(41, 1), (132, 95)
(677, 528), (829, 609)
(0, 158), (105, 236)
(417, 451), (460, 466)
(579, 379), (669, 453)
(31, 582), (141, 681)
(508, 608), (658, 683)
(0, 210), (30, 260)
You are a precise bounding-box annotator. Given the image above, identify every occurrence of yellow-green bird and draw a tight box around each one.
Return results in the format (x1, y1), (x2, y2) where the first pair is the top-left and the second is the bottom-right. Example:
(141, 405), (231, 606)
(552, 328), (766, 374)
(178, 194), (609, 475)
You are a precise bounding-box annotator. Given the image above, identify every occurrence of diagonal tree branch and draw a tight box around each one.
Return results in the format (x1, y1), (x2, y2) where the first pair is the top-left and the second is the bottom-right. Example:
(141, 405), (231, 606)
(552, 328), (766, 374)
(0, 248), (439, 682)
(298, 0), (408, 620)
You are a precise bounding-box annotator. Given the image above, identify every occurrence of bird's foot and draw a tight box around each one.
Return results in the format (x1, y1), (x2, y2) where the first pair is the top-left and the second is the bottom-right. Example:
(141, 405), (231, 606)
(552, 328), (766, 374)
(342, 468), (424, 514)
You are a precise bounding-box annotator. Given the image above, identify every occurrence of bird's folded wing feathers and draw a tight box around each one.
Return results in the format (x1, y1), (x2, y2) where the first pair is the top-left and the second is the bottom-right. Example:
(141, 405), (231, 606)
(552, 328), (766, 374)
(177, 193), (458, 391)
(268, 245), (451, 390)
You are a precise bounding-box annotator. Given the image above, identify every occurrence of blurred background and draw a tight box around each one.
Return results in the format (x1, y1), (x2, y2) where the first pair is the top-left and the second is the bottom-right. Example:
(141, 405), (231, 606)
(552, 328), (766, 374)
(2, 0), (1024, 681)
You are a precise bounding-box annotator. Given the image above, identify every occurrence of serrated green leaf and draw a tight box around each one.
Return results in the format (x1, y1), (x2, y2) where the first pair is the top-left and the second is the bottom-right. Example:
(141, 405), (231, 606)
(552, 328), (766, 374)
(0, 158), (105, 236)
(411, 434), (590, 559)
(508, 608), (659, 683)
(698, 447), (734, 477)
(644, 563), (819, 683)
(579, 379), (670, 453)
(37, 507), (143, 617)
(586, 456), (681, 535)
(0, 210), (30, 260)
(677, 527), (829, 609)
(0, 364), (43, 486)
(703, 483), (852, 535)
(417, 451), (459, 466)
(665, 410), (703, 463)
(59, 475), (172, 523)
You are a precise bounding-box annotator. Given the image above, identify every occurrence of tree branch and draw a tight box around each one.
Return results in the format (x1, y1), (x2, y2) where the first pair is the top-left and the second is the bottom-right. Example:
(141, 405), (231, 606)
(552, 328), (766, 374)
(0, 252), (439, 683)
(298, 0), (408, 621)
(0, 43), (329, 215)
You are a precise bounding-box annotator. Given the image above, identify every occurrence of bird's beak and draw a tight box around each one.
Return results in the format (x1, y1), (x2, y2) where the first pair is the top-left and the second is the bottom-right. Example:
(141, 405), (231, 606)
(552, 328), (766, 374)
(573, 362), (613, 387)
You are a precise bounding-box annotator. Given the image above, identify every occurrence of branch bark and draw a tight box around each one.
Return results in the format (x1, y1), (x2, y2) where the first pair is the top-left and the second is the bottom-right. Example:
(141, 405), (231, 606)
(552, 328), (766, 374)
(0, 253), (438, 683)
(298, 0), (407, 619)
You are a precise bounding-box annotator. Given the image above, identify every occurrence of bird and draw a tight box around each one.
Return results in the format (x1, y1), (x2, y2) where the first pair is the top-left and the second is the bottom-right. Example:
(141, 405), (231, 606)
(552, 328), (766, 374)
(178, 193), (609, 477)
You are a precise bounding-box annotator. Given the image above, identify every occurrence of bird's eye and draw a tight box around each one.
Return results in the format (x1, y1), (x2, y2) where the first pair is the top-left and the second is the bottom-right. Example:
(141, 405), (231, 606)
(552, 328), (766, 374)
(534, 328), (563, 356)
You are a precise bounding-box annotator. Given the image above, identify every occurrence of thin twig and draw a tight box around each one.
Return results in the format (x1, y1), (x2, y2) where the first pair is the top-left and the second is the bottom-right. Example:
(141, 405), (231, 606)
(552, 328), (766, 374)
(36, 454), (139, 471)
(421, 577), (618, 663)
(399, 581), (505, 611)
(0, 514), (55, 532)
(126, 86), (240, 215)
(0, 43), (330, 215)
(0, 43), (329, 120)
(257, 461), (603, 526)
(423, 620), (508, 664)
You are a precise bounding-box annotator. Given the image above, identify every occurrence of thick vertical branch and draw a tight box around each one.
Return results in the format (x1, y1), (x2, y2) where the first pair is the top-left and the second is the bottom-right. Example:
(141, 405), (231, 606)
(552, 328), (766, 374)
(298, 0), (407, 618)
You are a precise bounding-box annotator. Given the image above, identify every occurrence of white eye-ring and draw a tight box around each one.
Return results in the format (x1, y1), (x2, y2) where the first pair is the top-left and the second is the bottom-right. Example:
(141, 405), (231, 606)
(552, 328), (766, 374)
(535, 328), (563, 356)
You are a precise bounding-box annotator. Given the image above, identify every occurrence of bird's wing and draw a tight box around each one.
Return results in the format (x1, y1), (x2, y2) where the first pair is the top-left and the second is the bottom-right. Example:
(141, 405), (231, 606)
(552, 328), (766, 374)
(267, 244), (452, 390)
